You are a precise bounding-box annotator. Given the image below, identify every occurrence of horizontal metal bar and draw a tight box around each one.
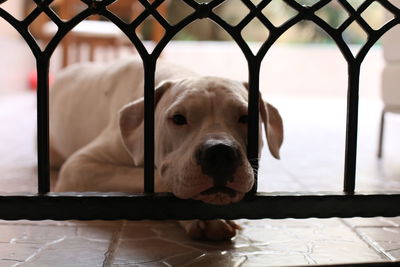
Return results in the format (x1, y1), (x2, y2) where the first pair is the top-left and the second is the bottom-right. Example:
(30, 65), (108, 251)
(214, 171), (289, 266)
(0, 192), (399, 221)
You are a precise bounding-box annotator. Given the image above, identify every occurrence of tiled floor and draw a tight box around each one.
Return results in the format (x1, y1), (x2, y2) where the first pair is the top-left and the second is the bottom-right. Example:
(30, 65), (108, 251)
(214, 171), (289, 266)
(0, 218), (399, 266)
(0, 41), (400, 266)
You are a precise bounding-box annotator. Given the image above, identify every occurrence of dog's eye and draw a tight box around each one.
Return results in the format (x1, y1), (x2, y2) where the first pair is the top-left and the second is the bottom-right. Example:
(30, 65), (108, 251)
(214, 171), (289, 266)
(172, 114), (187, 125)
(238, 115), (248, 124)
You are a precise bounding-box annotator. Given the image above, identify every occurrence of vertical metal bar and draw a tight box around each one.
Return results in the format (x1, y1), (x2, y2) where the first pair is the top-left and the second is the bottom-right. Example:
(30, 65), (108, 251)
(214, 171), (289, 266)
(247, 59), (261, 194)
(343, 62), (361, 194)
(36, 57), (50, 194)
(143, 59), (156, 194)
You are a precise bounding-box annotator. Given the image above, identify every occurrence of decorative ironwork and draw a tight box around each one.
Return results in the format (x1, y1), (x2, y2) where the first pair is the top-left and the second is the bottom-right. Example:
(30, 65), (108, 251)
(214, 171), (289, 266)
(0, 0), (399, 221)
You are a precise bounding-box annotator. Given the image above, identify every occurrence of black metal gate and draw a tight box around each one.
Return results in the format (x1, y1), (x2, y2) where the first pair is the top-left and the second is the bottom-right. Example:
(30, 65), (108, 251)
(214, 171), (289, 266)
(0, 0), (400, 264)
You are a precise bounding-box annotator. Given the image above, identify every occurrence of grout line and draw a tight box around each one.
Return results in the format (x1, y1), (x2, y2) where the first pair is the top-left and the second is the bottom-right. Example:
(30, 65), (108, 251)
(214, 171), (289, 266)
(340, 219), (393, 262)
(102, 221), (126, 267)
(352, 225), (399, 229)
(12, 237), (66, 267)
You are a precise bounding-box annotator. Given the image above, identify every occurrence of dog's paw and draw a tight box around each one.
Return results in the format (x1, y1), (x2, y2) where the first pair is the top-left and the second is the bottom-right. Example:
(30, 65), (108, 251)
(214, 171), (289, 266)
(179, 220), (241, 241)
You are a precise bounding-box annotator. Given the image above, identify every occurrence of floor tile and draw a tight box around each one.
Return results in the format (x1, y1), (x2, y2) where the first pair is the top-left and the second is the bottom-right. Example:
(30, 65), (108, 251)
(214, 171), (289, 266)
(0, 260), (22, 267)
(109, 218), (388, 266)
(121, 220), (177, 240)
(344, 217), (400, 228)
(385, 217), (400, 227)
(112, 237), (200, 266)
(309, 240), (385, 264)
(239, 219), (385, 264)
(0, 243), (42, 263)
(162, 251), (209, 267)
(356, 227), (400, 260)
(19, 237), (110, 267)
(390, 249), (400, 259)
(77, 224), (120, 241)
(185, 253), (247, 267)
(0, 224), (76, 244)
(0, 220), (121, 266)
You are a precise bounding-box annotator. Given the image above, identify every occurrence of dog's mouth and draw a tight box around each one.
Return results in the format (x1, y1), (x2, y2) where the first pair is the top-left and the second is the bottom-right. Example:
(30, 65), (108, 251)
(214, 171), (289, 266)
(195, 186), (243, 205)
(200, 186), (237, 198)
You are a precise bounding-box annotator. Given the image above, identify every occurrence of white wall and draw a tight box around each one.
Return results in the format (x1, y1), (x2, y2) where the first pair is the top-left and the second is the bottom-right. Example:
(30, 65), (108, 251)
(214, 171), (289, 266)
(0, 1), (24, 38)
(0, 2), (35, 94)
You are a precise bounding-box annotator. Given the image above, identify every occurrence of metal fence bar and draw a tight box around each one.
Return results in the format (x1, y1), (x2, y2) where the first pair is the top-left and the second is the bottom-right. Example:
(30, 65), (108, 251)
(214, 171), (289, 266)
(343, 62), (361, 194)
(143, 58), (156, 194)
(138, 0), (166, 195)
(36, 57), (51, 194)
(1, 192), (400, 220)
(247, 58), (261, 193)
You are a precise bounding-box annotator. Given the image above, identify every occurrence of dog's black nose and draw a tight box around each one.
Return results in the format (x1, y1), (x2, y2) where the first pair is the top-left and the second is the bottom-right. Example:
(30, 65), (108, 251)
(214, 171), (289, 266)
(197, 139), (241, 186)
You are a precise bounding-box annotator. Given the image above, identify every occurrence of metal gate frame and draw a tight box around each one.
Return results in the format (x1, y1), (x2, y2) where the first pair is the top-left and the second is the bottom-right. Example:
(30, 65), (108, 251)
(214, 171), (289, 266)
(0, 0), (400, 264)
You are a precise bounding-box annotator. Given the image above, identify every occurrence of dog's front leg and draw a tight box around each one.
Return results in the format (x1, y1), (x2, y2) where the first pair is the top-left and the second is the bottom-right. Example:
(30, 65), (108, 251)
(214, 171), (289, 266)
(179, 220), (241, 241)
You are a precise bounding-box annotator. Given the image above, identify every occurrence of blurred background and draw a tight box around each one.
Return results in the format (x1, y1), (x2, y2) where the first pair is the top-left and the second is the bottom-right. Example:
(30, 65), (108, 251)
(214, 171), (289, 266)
(0, 0), (388, 93)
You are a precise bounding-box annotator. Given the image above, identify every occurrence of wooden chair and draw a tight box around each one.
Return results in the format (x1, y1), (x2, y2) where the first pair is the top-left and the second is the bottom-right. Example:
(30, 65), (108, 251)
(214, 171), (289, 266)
(40, 0), (168, 67)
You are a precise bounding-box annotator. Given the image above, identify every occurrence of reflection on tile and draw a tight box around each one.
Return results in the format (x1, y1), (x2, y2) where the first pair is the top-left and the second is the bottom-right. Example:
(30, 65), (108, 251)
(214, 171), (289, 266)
(121, 220), (176, 240)
(311, 241), (384, 264)
(385, 217), (400, 227)
(77, 225), (118, 241)
(0, 224), (76, 244)
(163, 251), (207, 267)
(390, 249), (400, 259)
(186, 253), (247, 267)
(21, 237), (109, 267)
(113, 238), (199, 265)
(344, 217), (400, 228)
(0, 220), (124, 266)
(356, 227), (400, 260)
(244, 252), (311, 267)
(0, 260), (22, 267)
(0, 243), (42, 262)
(241, 219), (384, 264)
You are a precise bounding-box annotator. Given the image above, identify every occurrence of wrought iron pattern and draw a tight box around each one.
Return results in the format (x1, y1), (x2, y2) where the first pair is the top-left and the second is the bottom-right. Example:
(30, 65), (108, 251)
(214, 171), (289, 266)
(0, 0), (400, 221)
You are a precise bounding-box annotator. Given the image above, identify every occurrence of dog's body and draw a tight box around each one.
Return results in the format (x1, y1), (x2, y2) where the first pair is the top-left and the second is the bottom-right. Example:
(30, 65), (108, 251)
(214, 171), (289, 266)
(51, 58), (193, 192)
(51, 57), (283, 241)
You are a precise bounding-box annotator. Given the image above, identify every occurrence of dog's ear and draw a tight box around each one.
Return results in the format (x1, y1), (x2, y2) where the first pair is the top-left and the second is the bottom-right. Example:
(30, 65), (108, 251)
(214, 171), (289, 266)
(242, 82), (283, 159)
(119, 81), (173, 165)
(260, 100), (284, 159)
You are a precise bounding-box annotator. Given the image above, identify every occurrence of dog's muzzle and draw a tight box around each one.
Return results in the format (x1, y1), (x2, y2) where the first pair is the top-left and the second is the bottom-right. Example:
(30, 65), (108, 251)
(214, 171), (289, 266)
(196, 138), (241, 187)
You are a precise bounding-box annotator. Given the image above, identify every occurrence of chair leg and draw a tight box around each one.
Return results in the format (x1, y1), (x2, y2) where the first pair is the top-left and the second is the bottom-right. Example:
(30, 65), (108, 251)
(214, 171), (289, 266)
(89, 43), (96, 62)
(76, 42), (82, 63)
(377, 110), (386, 159)
(61, 39), (70, 68)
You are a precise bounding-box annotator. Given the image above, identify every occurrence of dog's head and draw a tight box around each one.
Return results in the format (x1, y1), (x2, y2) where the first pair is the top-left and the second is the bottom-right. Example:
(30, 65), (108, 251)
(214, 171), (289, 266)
(119, 77), (283, 205)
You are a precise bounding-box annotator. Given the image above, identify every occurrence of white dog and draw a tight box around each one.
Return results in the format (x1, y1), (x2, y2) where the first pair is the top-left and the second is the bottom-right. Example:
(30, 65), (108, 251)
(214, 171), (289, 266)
(50, 57), (283, 241)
